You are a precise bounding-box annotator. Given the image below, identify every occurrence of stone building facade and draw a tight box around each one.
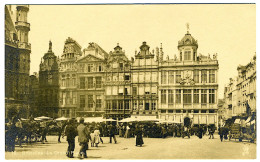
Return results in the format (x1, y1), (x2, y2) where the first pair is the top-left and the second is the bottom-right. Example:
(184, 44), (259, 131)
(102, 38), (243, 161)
(76, 43), (108, 117)
(104, 44), (131, 120)
(5, 5), (31, 119)
(58, 37), (82, 118)
(38, 41), (59, 118)
(223, 54), (256, 118)
(131, 42), (160, 117)
(158, 30), (219, 127)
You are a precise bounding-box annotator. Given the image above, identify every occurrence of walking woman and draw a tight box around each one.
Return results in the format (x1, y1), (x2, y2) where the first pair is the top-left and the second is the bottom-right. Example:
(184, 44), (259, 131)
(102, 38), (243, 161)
(135, 125), (144, 147)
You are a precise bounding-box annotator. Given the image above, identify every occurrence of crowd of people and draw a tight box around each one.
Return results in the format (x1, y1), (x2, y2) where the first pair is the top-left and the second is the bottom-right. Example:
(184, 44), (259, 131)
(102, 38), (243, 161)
(6, 116), (223, 158)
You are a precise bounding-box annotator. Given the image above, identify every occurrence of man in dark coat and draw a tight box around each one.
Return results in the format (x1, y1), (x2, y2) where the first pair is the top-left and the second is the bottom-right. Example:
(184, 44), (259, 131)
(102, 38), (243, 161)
(65, 119), (77, 158)
(109, 124), (117, 144)
(77, 118), (90, 159)
(135, 125), (144, 146)
(198, 125), (204, 139)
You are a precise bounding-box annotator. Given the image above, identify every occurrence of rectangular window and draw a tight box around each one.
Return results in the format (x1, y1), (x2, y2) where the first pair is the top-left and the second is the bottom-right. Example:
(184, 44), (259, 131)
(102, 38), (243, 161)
(119, 63), (123, 70)
(133, 101), (137, 110)
(98, 65), (102, 72)
(209, 89), (215, 104)
(194, 110), (199, 113)
(184, 51), (191, 60)
(72, 78), (76, 86)
(139, 101), (143, 110)
(72, 92), (76, 104)
(79, 77), (85, 89)
(209, 70), (215, 83)
(176, 89), (181, 103)
(193, 70), (199, 83)
(96, 95), (102, 110)
(168, 90), (174, 104)
(176, 71), (182, 83)
(209, 109), (215, 113)
(161, 90), (167, 104)
(112, 100), (117, 110)
(201, 70), (207, 83)
(96, 77), (102, 88)
(88, 64), (93, 72)
(169, 71), (174, 84)
(80, 95), (85, 110)
(88, 77), (93, 89)
(88, 95), (93, 109)
(161, 71), (167, 84)
(193, 89), (199, 103)
(145, 102), (150, 110)
(161, 110), (166, 113)
(125, 100), (130, 110)
(201, 110), (207, 113)
(124, 75), (130, 81)
(106, 100), (111, 110)
(118, 101), (123, 110)
(201, 89), (207, 104)
(151, 101), (156, 110)
(183, 89), (192, 104)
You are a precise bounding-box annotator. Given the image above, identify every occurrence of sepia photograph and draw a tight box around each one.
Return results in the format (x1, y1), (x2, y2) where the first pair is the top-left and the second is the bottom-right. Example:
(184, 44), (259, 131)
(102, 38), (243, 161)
(3, 1), (257, 160)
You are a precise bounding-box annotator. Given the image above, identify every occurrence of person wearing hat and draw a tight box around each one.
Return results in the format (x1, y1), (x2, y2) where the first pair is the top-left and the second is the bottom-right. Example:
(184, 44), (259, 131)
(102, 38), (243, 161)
(77, 118), (90, 159)
(64, 119), (77, 158)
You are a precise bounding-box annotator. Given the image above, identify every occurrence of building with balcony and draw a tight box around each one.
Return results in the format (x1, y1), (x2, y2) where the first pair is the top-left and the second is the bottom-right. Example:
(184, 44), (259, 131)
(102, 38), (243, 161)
(131, 42), (160, 117)
(38, 41), (59, 118)
(104, 43), (131, 120)
(158, 29), (219, 127)
(58, 37), (82, 118)
(76, 43), (108, 117)
(5, 5), (31, 119)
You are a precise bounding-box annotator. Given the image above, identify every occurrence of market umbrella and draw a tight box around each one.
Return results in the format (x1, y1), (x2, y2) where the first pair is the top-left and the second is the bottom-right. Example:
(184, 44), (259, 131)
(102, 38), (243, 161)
(34, 116), (53, 121)
(55, 116), (69, 121)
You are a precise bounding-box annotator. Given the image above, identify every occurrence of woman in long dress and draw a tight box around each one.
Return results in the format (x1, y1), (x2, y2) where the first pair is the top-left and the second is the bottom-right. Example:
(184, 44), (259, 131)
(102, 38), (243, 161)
(135, 125), (144, 147)
(94, 128), (100, 147)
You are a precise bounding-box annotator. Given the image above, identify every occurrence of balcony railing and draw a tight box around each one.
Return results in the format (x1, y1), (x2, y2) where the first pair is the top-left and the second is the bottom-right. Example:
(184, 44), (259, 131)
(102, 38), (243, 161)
(15, 21), (30, 28)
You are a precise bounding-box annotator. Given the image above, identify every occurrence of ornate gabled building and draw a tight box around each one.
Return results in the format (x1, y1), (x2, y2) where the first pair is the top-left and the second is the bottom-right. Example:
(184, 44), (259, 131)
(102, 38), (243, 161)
(58, 37), (82, 118)
(131, 42), (159, 117)
(5, 5), (31, 119)
(76, 42), (108, 117)
(158, 29), (219, 128)
(104, 43), (131, 120)
(39, 41), (59, 118)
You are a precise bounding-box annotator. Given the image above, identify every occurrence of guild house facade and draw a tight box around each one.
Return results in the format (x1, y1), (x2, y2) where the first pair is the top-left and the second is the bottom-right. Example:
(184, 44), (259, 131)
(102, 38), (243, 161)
(104, 44), (132, 120)
(158, 30), (219, 127)
(35, 27), (219, 127)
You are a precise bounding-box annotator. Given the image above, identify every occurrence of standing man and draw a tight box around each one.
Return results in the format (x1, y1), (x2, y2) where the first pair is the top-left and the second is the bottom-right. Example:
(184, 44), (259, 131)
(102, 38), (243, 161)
(109, 124), (117, 143)
(64, 119), (77, 158)
(77, 118), (89, 159)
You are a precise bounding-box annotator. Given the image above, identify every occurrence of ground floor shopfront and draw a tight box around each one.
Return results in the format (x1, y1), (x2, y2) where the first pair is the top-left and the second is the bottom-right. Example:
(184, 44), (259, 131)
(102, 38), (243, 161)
(158, 109), (218, 128)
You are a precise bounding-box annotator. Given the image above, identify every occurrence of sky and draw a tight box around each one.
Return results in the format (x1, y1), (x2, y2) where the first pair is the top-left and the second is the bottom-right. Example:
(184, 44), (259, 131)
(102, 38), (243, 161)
(22, 4), (255, 99)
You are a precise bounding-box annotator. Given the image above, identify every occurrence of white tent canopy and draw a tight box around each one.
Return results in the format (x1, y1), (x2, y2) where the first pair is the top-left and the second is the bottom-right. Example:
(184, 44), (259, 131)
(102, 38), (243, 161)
(55, 117), (69, 121)
(34, 116), (53, 121)
(119, 116), (160, 122)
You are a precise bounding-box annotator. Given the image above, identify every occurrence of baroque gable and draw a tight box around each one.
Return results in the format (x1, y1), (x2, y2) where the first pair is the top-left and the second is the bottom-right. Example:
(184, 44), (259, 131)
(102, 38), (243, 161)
(77, 54), (105, 63)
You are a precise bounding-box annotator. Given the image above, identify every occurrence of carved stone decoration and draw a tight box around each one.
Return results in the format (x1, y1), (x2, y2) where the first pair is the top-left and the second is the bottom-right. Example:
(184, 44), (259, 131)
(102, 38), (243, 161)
(180, 70), (195, 85)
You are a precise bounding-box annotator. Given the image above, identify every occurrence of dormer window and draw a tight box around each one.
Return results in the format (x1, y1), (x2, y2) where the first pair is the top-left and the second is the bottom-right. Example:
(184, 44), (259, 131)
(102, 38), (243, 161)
(184, 50), (191, 61)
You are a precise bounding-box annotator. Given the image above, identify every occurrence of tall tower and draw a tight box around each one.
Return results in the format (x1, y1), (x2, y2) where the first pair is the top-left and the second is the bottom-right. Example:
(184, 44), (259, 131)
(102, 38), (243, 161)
(15, 5), (31, 117)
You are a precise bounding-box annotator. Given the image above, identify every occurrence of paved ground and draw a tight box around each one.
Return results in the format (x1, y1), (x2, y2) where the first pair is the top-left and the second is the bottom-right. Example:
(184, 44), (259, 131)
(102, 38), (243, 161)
(5, 134), (256, 159)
